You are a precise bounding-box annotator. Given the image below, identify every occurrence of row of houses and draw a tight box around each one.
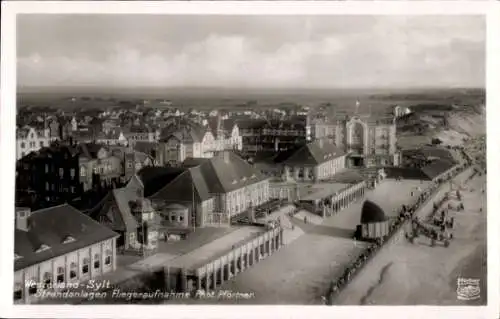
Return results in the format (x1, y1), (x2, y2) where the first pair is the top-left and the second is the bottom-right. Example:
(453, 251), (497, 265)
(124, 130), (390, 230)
(16, 142), (154, 208)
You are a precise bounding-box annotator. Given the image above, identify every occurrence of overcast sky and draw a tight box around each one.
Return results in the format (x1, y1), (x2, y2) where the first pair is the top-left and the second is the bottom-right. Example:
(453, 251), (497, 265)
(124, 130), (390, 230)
(17, 15), (485, 89)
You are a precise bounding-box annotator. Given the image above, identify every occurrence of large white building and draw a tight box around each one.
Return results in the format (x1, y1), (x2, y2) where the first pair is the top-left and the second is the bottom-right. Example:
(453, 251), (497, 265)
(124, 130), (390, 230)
(141, 151), (270, 228)
(306, 111), (400, 168)
(14, 205), (119, 304)
(16, 126), (52, 160)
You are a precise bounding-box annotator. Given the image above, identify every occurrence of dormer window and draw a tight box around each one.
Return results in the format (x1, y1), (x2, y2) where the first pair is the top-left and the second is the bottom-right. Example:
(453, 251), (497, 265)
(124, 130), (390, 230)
(232, 180), (237, 184)
(62, 236), (76, 244)
(14, 253), (22, 260)
(241, 177), (247, 182)
(36, 244), (50, 253)
(251, 174), (256, 179)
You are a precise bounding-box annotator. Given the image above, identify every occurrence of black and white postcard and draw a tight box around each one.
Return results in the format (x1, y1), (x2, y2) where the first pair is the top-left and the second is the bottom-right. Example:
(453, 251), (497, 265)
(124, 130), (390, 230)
(0, 2), (498, 319)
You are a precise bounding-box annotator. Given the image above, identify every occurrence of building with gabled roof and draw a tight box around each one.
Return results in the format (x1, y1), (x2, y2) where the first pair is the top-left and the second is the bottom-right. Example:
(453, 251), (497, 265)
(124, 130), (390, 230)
(255, 139), (347, 182)
(91, 183), (159, 252)
(136, 151), (270, 228)
(206, 116), (243, 152)
(16, 125), (51, 160)
(158, 120), (217, 166)
(14, 204), (119, 304)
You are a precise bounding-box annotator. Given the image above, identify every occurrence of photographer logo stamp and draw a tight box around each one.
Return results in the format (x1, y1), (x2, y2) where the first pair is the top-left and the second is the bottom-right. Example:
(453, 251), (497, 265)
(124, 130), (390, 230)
(456, 277), (480, 301)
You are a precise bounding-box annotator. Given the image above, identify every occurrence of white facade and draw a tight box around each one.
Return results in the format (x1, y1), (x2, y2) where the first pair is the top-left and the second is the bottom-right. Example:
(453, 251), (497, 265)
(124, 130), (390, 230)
(213, 180), (270, 217)
(282, 155), (346, 182)
(16, 127), (51, 160)
(14, 238), (117, 304)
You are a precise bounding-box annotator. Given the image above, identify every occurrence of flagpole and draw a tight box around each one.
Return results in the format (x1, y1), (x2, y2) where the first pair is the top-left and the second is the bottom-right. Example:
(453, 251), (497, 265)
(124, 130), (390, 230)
(192, 180), (196, 232)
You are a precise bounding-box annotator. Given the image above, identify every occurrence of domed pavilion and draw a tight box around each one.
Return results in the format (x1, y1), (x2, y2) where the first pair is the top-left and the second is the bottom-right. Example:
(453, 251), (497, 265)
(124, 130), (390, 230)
(359, 200), (390, 240)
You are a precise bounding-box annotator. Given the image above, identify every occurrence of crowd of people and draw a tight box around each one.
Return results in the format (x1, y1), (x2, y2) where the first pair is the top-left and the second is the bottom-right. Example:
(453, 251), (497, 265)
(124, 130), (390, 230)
(326, 162), (471, 305)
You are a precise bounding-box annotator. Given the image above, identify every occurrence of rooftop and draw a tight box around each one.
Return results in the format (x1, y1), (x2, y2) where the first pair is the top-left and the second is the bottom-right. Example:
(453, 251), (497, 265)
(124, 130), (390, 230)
(271, 139), (345, 166)
(300, 182), (350, 201)
(167, 226), (265, 270)
(14, 204), (118, 271)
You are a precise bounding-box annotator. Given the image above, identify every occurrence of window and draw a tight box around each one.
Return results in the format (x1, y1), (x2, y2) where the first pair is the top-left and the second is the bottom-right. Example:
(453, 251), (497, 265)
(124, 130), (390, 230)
(43, 272), (52, 289)
(39, 141), (44, 147)
(94, 254), (100, 269)
(56, 266), (65, 283)
(70, 168), (75, 178)
(20, 142), (25, 149)
(82, 258), (90, 275)
(28, 279), (37, 295)
(105, 249), (112, 265)
(62, 236), (75, 244)
(179, 215), (184, 222)
(70, 186), (75, 193)
(14, 283), (23, 301)
(59, 168), (64, 177)
(36, 244), (50, 253)
(80, 167), (86, 177)
(70, 262), (77, 279)
(45, 164), (49, 173)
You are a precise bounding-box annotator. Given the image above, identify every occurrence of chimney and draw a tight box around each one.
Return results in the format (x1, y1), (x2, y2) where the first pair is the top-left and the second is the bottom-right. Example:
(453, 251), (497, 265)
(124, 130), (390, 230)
(274, 138), (280, 152)
(319, 138), (324, 149)
(15, 208), (31, 232)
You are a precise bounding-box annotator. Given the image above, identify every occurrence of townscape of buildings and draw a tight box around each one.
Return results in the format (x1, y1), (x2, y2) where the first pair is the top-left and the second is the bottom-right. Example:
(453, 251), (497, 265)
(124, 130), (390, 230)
(15, 98), (466, 304)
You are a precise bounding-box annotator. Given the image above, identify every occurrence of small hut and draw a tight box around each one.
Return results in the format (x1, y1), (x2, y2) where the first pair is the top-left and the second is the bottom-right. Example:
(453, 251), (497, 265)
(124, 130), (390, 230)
(358, 200), (390, 240)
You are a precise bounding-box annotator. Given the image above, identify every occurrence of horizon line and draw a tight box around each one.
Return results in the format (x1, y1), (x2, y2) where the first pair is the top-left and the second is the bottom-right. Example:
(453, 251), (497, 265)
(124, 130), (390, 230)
(17, 85), (486, 91)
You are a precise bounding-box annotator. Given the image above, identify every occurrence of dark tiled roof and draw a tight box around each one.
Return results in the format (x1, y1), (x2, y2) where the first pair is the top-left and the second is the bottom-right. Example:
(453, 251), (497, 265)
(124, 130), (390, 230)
(14, 204), (118, 271)
(273, 140), (345, 166)
(235, 119), (267, 130)
(149, 167), (211, 203)
(137, 166), (185, 197)
(201, 152), (269, 193)
(421, 159), (456, 180)
(78, 143), (104, 159)
(160, 120), (207, 143)
(105, 188), (140, 232)
(207, 117), (237, 138)
(360, 200), (387, 224)
(182, 157), (211, 168)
